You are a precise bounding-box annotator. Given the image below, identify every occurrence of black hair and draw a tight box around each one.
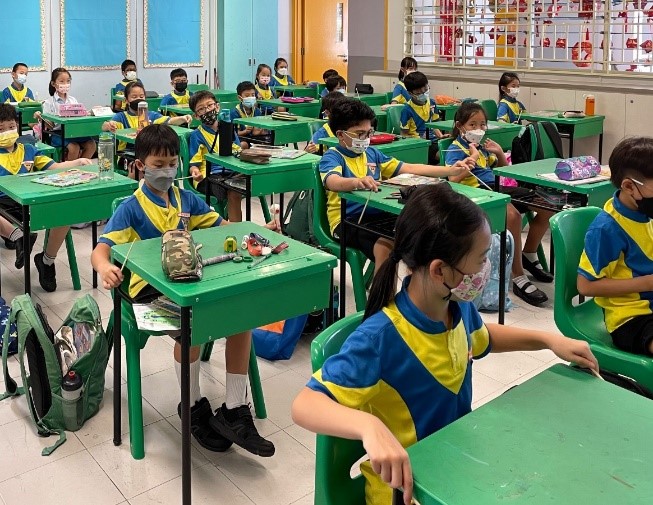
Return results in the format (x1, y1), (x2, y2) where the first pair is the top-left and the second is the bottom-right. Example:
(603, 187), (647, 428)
(322, 69), (338, 81)
(498, 72), (520, 100)
(403, 71), (428, 93)
(364, 184), (489, 319)
(321, 91), (347, 113)
(48, 67), (71, 96)
(452, 102), (487, 139)
(609, 136), (653, 187)
(0, 103), (18, 123)
(121, 59), (136, 72)
(274, 58), (288, 71)
(170, 68), (187, 80)
(325, 76), (346, 92)
(237, 81), (256, 95)
(135, 124), (180, 161)
(328, 98), (376, 133)
(398, 57), (418, 81)
(12, 62), (27, 73)
(255, 63), (272, 83)
(189, 90), (217, 113)
(124, 81), (145, 100)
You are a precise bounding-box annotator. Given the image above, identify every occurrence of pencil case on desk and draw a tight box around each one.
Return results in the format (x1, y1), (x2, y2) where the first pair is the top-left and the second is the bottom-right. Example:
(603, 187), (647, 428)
(271, 112), (298, 121)
(554, 156), (601, 181)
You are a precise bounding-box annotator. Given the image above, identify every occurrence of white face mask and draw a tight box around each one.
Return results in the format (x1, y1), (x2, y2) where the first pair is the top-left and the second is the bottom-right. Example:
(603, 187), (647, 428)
(56, 83), (70, 94)
(125, 71), (137, 81)
(258, 76), (270, 85)
(508, 87), (520, 98)
(277, 67), (288, 77)
(463, 128), (485, 145)
(16, 74), (27, 85)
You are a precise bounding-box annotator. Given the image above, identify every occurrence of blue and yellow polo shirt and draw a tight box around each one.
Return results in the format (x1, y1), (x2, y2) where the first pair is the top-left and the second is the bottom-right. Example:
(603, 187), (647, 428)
(579, 192), (653, 333)
(320, 144), (402, 234)
(445, 136), (497, 188)
(400, 98), (439, 138)
(189, 124), (241, 184)
(311, 123), (335, 155)
(2, 84), (35, 103)
(0, 143), (55, 196)
(308, 276), (491, 505)
(229, 104), (262, 133)
(270, 74), (295, 87)
(110, 110), (169, 151)
(255, 83), (273, 101)
(114, 79), (144, 110)
(391, 81), (411, 104)
(99, 184), (222, 297)
(160, 90), (192, 107)
(497, 96), (526, 123)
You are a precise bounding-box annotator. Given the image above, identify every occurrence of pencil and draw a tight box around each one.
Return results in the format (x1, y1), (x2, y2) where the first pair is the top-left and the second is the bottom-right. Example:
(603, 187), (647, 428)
(357, 188), (374, 225)
(120, 240), (136, 273)
(589, 367), (604, 381)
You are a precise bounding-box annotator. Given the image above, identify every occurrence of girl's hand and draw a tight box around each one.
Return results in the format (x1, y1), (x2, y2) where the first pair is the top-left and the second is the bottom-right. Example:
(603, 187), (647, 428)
(468, 143), (480, 161)
(305, 141), (318, 153)
(184, 114), (193, 124)
(106, 121), (118, 132)
(447, 161), (469, 178)
(361, 418), (413, 505)
(190, 167), (204, 182)
(550, 336), (599, 373)
(356, 176), (380, 191)
(99, 263), (123, 290)
(484, 139), (503, 155)
(264, 220), (281, 232)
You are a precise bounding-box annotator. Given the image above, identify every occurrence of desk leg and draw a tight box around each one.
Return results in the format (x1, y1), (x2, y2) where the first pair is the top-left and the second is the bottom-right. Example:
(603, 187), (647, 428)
(568, 129), (574, 158)
(598, 133), (604, 164)
(92, 222), (98, 288)
(245, 176), (252, 222)
(22, 205), (30, 295)
(180, 306), (192, 505)
(113, 285), (122, 446)
(392, 489), (402, 505)
(339, 199), (347, 320)
(498, 229), (507, 325)
(279, 193), (285, 221)
(205, 176), (211, 205)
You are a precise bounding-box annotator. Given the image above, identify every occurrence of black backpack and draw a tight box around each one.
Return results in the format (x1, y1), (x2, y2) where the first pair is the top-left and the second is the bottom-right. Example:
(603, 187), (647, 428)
(511, 121), (563, 165)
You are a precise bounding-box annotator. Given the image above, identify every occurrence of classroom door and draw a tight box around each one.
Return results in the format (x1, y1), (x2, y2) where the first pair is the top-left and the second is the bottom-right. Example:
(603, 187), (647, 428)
(301, 0), (348, 82)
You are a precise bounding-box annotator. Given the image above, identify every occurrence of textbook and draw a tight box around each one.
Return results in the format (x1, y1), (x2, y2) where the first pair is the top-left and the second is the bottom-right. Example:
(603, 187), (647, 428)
(32, 169), (98, 187)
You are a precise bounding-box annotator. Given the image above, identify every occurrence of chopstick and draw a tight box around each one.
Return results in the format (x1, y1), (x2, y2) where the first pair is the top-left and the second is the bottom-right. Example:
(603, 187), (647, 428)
(120, 240), (136, 273)
(357, 188), (374, 225)
(589, 367), (604, 381)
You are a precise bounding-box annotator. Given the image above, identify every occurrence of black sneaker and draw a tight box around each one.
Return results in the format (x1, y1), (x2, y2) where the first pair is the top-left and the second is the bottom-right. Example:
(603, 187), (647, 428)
(522, 254), (554, 283)
(513, 281), (548, 306)
(34, 252), (57, 292)
(209, 403), (275, 457)
(4, 237), (16, 250)
(178, 397), (233, 452)
(14, 233), (37, 269)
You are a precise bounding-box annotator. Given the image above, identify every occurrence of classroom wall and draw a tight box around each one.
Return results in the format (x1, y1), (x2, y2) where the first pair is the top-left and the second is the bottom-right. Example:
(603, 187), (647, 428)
(347, 0), (385, 87)
(278, 0), (292, 66)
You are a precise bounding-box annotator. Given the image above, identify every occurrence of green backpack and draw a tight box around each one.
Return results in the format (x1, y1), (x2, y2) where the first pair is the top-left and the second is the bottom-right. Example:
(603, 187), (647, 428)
(282, 189), (317, 245)
(1, 294), (110, 455)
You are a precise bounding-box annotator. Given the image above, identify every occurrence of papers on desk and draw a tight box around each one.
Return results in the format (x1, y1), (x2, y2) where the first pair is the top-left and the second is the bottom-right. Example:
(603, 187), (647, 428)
(528, 111), (559, 117)
(383, 173), (445, 187)
(537, 172), (610, 186)
(32, 169), (98, 187)
(133, 302), (180, 332)
(248, 146), (307, 159)
(90, 106), (114, 116)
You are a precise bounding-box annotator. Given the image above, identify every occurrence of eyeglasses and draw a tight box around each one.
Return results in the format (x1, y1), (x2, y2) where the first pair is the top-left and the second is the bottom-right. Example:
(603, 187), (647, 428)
(173, 79), (188, 84)
(342, 129), (375, 140)
(195, 102), (219, 116)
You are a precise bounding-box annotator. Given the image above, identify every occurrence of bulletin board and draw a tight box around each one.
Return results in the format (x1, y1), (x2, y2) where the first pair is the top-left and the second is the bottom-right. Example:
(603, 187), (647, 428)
(144, 0), (204, 67)
(0, 0), (47, 72)
(61, 0), (131, 70)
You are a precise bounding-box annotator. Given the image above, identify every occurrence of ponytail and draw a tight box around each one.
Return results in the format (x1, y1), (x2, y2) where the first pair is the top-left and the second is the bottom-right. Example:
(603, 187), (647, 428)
(364, 252), (400, 320)
(398, 57), (418, 82)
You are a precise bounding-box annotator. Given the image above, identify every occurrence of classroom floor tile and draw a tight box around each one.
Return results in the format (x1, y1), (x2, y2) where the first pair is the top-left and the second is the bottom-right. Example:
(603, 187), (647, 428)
(1, 195), (573, 505)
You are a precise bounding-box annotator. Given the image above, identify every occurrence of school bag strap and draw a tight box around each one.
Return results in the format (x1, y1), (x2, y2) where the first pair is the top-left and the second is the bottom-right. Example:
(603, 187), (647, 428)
(1, 308), (22, 399)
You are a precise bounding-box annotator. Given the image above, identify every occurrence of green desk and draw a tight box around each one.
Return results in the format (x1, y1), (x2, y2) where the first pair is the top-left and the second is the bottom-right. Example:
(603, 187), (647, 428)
(40, 113), (106, 152)
(437, 102), (462, 121)
(232, 115), (324, 146)
(0, 166), (137, 293)
(339, 182), (510, 322)
(272, 84), (317, 98)
(258, 98), (322, 118)
(347, 92), (388, 106)
(520, 111), (605, 162)
(205, 152), (321, 220)
(35, 141), (58, 161)
(210, 89), (239, 103)
(426, 120), (522, 150)
(13, 102), (42, 132)
(114, 126), (191, 176)
(111, 223), (336, 505)
(370, 105), (388, 133)
(395, 364), (653, 505)
(317, 136), (430, 164)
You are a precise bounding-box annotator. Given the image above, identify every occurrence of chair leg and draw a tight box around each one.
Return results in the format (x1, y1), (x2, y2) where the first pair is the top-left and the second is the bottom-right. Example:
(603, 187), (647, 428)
(248, 344), (267, 419)
(363, 261), (375, 290)
(259, 196), (271, 223)
(200, 341), (214, 362)
(348, 253), (369, 312)
(65, 230), (82, 291)
(523, 212), (549, 273)
(125, 335), (145, 460)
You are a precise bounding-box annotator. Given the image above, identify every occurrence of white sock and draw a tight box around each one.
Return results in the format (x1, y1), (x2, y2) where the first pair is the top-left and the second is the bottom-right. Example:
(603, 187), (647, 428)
(514, 274), (537, 293)
(225, 372), (248, 409)
(175, 359), (203, 405)
(42, 252), (56, 266)
(523, 251), (544, 270)
(8, 228), (23, 242)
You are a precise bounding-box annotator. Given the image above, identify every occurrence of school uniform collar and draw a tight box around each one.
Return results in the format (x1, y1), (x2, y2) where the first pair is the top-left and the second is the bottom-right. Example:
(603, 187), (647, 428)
(613, 190), (650, 223)
(334, 144), (363, 158)
(0, 144), (18, 154)
(11, 82), (24, 92)
(54, 94), (68, 103)
(141, 182), (179, 209)
(200, 123), (217, 135)
(395, 276), (462, 334)
(455, 135), (489, 156)
(173, 90), (189, 97)
(502, 95), (518, 103)
(236, 104), (255, 116)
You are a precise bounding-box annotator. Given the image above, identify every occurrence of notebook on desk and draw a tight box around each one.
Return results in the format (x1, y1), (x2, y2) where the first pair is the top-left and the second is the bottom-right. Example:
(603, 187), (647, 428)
(32, 169), (98, 187)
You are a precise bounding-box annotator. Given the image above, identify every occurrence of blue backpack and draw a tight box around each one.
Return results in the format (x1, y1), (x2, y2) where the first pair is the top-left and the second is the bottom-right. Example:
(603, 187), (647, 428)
(252, 315), (309, 361)
(0, 297), (17, 356)
(474, 231), (514, 312)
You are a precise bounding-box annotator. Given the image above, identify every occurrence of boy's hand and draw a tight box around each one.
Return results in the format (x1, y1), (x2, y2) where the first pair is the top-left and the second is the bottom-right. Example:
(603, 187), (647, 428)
(77, 158), (92, 166)
(305, 141), (318, 154)
(105, 121), (118, 132)
(468, 143), (480, 161)
(362, 418), (413, 505)
(99, 263), (123, 290)
(483, 139), (503, 155)
(355, 176), (380, 192)
(550, 336), (599, 373)
(447, 161), (470, 178)
(264, 220), (281, 232)
(184, 115), (193, 124)
(190, 167), (204, 182)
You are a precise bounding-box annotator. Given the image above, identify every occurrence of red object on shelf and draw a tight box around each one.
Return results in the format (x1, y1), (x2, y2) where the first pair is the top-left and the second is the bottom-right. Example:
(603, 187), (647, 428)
(626, 38), (638, 49)
(476, 45), (485, 57)
(572, 29), (593, 68)
(641, 40), (653, 53)
(468, 34), (477, 44)
(543, 37), (551, 47)
(556, 38), (567, 48)
(507, 34), (516, 45)
(488, 27), (495, 40)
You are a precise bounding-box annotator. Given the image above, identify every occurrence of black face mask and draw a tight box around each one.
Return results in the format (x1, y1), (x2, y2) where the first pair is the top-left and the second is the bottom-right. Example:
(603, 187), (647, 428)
(174, 82), (188, 93)
(634, 185), (653, 219)
(128, 99), (145, 112)
(200, 109), (218, 126)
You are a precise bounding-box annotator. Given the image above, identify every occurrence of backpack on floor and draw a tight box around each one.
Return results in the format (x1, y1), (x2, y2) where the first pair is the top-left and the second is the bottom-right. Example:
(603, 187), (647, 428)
(0, 297), (17, 356)
(252, 315), (309, 360)
(511, 121), (563, 165)
(1, 294), (110, 455)
(474, 231), (514, 313)
(282, 189), (318, 245)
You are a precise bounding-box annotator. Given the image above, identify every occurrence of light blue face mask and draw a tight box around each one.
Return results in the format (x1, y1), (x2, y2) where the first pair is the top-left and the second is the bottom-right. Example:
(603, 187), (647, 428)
(243, 96), (257, 108)
(413, 91), (429, 105)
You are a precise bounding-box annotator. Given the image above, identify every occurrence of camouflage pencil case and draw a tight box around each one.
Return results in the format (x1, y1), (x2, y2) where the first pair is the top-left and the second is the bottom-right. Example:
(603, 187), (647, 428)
(161, 229), (203, 282)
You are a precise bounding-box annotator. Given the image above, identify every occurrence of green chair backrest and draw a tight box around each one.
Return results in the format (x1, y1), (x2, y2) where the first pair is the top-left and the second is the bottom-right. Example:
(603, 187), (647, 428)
(480, 99), (498, 121)
(301, 102), (323, 119)
(386, 105), (403, 134)
(438, 137), (454, 166)
(188, 84), (209, 93)
(530, 121), (563, 160)
(311, 312), (366, 505)
(312, 167), (339, 251)
(386, 91), (394, 103)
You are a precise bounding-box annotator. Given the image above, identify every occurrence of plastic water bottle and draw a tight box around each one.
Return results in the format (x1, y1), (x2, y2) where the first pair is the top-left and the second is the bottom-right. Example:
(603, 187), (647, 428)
(137, 101), (149, 132)
(61, 370), (83, 430)
(98, 133), (114, 181)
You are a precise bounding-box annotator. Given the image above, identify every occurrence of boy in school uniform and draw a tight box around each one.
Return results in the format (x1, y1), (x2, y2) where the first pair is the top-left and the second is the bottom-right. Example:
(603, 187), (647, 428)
(160, 68), (192, 108)
(578, 136), (653, 357)
(319, 98), (473, 272)
(320, 69), (339, 98)
(91, 123), (276, 457)
(0, 104), (91, 290)
(188, 91), (245, 222)
(2, 63), (35, 103)
(305, 92), (346, 154)
(324, 75), (347, 96)
(113, 59), (142, 111)
(230, 81), (269, 145)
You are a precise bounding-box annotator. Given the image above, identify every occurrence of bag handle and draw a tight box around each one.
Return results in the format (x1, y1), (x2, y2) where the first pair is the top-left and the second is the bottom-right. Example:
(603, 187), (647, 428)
(1, 307), (22, 400)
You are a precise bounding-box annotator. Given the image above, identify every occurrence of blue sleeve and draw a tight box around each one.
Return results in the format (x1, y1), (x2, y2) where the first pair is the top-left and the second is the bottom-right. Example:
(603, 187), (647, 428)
(496, 101), (510, 123)
(186, 191), (223, 228)
(98, 199), (135, 247)
(320, 89), (328, 98)
(578, 216), (624, 281)
(26, 89), (35, 101)
(288, 76), (296, 84)
(160, 94), (173, 106)
(229, 108), (244, 130)
(445, 144), (467, 166)
(188, 131), (203, 167)
(311, 126), (328, 144)
(430, 98), (440, 119)
(1, 88), (9, 102)
(319, 149), (343, 183)
(399, 106), (411, 129)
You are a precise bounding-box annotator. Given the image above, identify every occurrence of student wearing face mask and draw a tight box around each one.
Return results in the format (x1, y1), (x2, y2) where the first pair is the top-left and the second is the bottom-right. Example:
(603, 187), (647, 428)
(160, 68), (192, 108)
(305, 92), (347, 154)
(497, 72), (526, 124)
(0, 104), (91, 290)
(230, 81), (270, 145)
(270, 58), (296, 95)
(320, 98), (473, 275)
(324, 75), (347, 95)
(578, 137), (653, 357)
(92, 124), (279, 459)
(390, 57), (418, 105)
(113, 59), (142, 111)
(254, 64), (278, 114)
(188, 91), (246, 222)
(2, 63), (35, 103)
(446, 102), (555, 306)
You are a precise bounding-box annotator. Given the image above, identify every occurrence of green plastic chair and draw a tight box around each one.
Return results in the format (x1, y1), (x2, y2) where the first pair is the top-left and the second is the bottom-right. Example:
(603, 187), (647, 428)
(188, 84), (209, 93)
(42, 229), (82, 291)
(550, 207), (653, 392)
(311, 312), (366, 505)
(108, 196), (267, 459)
(386, 91), (394, 103)
(480, 99), (498, 121)
(386, 105), (403, 135)
(438, 137), (454, 166)
(529, 121), (563, 160)
(312, 169), (373, 312)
